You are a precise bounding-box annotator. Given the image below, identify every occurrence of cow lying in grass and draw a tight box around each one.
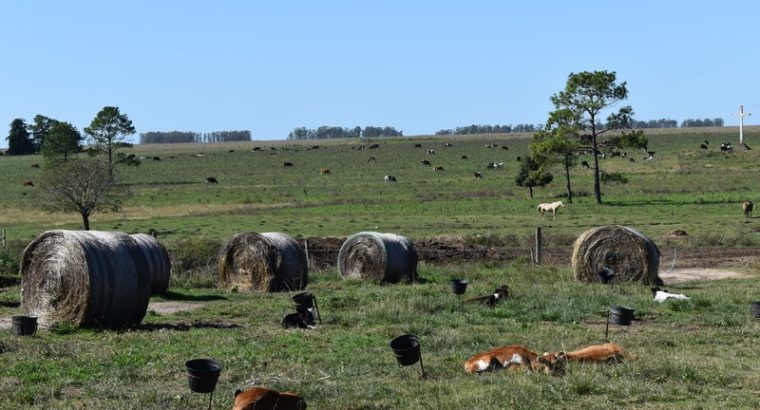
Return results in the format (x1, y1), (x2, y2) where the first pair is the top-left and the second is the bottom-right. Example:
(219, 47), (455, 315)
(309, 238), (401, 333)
(464, 285), (510, 307)
(545, 342), (633, 364)
(537, 201), (565, 220)
(464, 345), (567, 376)
(233, 387), (306, 410)
(743, 201), (753, 218)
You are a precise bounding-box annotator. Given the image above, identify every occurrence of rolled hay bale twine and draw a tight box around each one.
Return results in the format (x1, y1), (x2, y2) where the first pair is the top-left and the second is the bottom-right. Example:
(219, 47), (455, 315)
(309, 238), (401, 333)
(337, 232), (418, 283)
(571, 225), (662, 285)
(20, 230), (151, 328)
(218, 232), (307, 292)
(129, 233), (171, 294)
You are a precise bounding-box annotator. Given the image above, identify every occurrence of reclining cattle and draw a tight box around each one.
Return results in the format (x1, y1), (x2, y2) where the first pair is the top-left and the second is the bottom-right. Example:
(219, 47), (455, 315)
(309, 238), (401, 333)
(464, 345), (566, 376)
(384, 175), (397, 183)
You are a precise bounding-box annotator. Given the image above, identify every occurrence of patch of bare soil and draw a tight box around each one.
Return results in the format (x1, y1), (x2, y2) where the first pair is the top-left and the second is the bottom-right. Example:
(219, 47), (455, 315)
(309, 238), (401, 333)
(660, 268), (751, 284)
(147, 301), (203, 315)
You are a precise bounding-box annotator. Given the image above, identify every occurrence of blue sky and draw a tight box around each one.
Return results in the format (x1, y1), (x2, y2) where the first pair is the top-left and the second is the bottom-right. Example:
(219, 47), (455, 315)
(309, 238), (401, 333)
(2, 1), (758, 147)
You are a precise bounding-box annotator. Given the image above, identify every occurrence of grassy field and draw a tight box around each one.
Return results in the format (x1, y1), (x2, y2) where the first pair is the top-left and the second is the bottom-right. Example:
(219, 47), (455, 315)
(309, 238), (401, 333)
(2, 264), (760, 409)
(1, 128), (760, 409)
(1, 127), (759, 248)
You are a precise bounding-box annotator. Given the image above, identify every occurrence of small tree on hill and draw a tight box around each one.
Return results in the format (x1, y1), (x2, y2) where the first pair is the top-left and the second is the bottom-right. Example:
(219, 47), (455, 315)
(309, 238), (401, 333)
(37, 160), (124, 230)
(530, 108), (582, 203)
(29, 115), (57, 153)
(84, 106), (135, 176)
(515, 155), (554, 199)
(42, 121), (83, 164)
(6, 118), (35, 155)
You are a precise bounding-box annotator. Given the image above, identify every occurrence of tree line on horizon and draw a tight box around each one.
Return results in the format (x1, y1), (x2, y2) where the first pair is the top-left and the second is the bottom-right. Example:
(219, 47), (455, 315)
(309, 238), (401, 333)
(139, 130), (251, 144)
(287, 126), (403, 140)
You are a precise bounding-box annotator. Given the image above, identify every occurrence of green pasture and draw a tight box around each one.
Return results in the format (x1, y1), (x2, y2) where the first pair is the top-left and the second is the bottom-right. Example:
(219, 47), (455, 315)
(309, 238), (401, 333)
(2, 263), (760, 409)
(1, 129), (759, 248)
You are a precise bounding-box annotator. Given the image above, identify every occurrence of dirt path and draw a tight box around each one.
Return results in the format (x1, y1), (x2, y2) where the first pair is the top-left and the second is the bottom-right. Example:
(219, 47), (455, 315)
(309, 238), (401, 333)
(660, 268), (752, 284)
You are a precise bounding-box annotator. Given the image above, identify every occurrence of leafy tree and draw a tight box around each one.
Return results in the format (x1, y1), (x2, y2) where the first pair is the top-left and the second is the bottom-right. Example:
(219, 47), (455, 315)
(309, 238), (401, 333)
(549, 70), (644, 203)
(6, 118), (35, 155)
(84, 106), (135, 176)
(514, 155), (554, 199)
(41, 121), (82, 164)
(530, 109), (583, 203)
(29, 115), (57, 153)
(37, 160), (124, 230)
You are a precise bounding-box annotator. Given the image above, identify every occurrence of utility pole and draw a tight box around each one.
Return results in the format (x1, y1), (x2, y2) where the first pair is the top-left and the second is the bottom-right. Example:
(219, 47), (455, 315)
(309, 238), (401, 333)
(734, 105), (752, 145)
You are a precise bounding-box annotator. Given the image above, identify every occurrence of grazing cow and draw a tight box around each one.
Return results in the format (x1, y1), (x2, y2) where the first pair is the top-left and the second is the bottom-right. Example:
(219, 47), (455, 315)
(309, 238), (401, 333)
(502, 145), (509, 150)
(464, 345), (566, 376)
(651, 287), (690, 302)
(252, 146), (262, 151)
(742, 201), (753, 218)
(581, 160), (590, 168)
(205, 177), (219, 184)
(516, 156), (521, 162)
(308, 145), (320, 150)
(427, 149), (436, 155)
(434, 165), (445, 172)
(152, 156), (161, 161)
(629, 157), (636, 163)
(420, 159), (432, 166)
(369, 143), (380, 149)
(384, 175), (397, 183)
(22, 180), (34, 187)
(367, 156), (376, 163)
(537, 201), (565, 220)
(460, 155), (468, 160)
(444, 142), (453, 147)
(473, 171), (483, 179)
(700, 143), (709, 150)
(486, 162), (504, 169)
(194, 153), (205, 158)
(414, 143), (422, 148)
(319, 168), (331, 175)
(720, 142), (733, 151)
(485, 143), (499, 148)
(283, 161), (294, 167)
(233, 387), (307, 410)
(31, 163), (40, 168)
(228, 149), (235, 153)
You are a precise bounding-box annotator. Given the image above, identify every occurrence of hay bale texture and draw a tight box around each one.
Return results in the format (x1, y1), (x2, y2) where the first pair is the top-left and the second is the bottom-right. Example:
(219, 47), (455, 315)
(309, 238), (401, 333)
(571, 225), (662, 285)
(20, 230), (151, 328)
(218, 232), (308, 292)
(129, 233), (171, 294)
(337, 232), (417, 283)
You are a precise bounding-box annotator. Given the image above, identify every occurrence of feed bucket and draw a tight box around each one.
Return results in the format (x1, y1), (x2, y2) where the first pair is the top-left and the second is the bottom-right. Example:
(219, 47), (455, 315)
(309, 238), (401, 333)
(390, 334), (421, 367)
(12, 315), (37, 336)
(751, 301), (760, 318)
(610, 305), (635, 326)
(185, 359), (222, 394)
(450, 279), (469, 295)
(292, 292), (321, 324)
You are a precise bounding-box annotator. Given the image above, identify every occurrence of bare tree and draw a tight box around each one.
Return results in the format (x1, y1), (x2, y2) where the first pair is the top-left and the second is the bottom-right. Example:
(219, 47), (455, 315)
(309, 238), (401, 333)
(37, 160), (125, 230)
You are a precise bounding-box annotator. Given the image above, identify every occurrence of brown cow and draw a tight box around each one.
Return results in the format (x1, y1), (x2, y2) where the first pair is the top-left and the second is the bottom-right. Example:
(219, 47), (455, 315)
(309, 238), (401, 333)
(232, 387), (306, 410)
(22, 180), (34, 187)
(319, 168), (331, 175)
(743, 201), (753, 218)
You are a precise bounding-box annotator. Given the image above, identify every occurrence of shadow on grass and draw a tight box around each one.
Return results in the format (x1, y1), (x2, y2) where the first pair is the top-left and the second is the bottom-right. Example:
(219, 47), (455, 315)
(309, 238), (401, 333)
(158, 291), (227, 302)
(136, 320), (240, 332)
(605, 198), (742, 207)
(0, 301), (20, 308)
(0, 276), (20, 287)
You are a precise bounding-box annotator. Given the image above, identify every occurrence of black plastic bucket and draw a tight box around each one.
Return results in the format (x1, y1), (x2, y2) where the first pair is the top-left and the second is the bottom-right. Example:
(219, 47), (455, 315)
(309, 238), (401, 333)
(185, 359), (222, 393)
(610, 305), (635, 325)
(292, 292), (314, 309)
(597, 267), (615, 284)
(751, 301), (760, 318)
(450, 279), (469, 295)
(390, 334), (421, 366)
(12, 315), (37, 336)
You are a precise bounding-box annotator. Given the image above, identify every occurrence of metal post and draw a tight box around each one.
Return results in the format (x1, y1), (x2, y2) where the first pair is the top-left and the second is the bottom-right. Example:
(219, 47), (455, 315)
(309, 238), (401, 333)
(1, 228), (5, 249)
(604, 308), (610, 342)
(303, 239), (310, 269)
(534, 227), (542, 265)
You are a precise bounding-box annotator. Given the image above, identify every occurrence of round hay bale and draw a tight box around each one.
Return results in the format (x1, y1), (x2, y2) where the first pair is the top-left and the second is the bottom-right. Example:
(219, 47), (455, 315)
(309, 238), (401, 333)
(130, 233), (171, 294)
(571, 225), (661, 285)
(337, 232), (418, 283)
(218, 232), (307, 292)
(20, 230), (151, 328)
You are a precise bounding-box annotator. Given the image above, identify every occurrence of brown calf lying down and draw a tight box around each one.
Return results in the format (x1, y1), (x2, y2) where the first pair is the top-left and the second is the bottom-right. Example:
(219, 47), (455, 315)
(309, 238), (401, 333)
(547, 342), (634, 364)
(464, 345), (566, 376)
(233, 387), (306, 410)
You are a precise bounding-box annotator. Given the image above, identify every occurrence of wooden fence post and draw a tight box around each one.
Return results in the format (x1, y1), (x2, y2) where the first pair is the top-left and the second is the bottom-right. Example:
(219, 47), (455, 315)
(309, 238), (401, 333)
(534, 227), (542, 265)
(1, 228), (6, 249)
